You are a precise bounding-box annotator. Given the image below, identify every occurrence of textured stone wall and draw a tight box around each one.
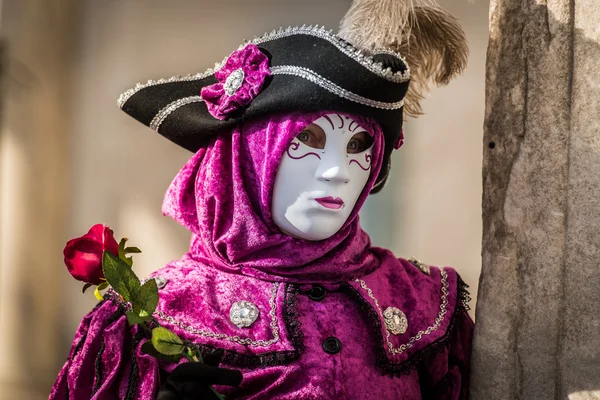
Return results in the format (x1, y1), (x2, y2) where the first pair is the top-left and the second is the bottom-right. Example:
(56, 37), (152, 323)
(471, 0), (600, 399)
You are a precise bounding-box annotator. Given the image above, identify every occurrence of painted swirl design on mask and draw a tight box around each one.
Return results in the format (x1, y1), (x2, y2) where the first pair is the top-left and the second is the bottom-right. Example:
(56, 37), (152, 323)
(349, 153), (372, 171)
(336, 114), (344, 128)
(323, 115), (335, 130)
(286, 141), (322, 160)
(348, 120), (361, 133)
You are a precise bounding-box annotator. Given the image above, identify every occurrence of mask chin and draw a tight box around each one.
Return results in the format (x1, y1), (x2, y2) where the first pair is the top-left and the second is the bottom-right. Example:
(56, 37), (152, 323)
(277, 211), (346, 241)
(271, 113), (374, 241)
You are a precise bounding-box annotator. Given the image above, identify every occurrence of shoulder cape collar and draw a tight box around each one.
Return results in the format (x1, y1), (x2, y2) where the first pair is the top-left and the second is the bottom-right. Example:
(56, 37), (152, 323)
(108, 255), (469, 375)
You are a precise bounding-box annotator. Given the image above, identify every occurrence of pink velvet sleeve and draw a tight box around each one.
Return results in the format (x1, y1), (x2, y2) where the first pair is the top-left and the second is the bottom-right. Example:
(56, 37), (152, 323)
(419, 308), (474, 400)
(49, 300), (160, 400)
(447, 310), (474, 400)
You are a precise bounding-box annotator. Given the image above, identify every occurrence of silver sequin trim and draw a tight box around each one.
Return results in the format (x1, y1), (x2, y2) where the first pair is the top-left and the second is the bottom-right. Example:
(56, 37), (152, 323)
(271, 65), (404, 110)
(118, 70), (215, 109)
(153, 282), (280, 347)
(356, 269), (449, 355)
(147, 66), (402, 131)
(149, 96), (204, 131)
(250, 25), (410, 83)
(117, 26), (409, 108)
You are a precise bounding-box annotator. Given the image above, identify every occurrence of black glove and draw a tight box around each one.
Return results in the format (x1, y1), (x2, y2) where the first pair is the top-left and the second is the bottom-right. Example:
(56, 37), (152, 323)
(157, 349), (243, 400)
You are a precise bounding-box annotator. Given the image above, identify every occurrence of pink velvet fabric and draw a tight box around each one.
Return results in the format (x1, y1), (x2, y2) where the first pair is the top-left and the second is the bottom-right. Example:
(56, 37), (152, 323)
(49, 301), (160, 400)
(50, 255), (472, 399)
(50, 111), (473, 399)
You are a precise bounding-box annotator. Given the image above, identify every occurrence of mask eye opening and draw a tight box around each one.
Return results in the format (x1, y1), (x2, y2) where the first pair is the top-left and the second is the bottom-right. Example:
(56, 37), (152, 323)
(296, 123), (326, 149)
(347, 131), (374, 154)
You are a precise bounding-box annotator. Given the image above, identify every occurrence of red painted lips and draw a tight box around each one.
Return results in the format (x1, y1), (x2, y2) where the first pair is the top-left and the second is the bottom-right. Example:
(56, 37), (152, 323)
(315, 196), (344, 210)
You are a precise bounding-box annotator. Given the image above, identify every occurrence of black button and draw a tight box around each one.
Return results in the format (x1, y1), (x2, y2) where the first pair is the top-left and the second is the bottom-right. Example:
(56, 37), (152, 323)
(322, 337), (342, 354)
(308, 285), (326, 301)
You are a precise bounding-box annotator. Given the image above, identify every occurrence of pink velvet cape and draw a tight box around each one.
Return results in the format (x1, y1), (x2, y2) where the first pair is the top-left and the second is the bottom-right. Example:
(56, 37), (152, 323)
(50, 111), (473, 399)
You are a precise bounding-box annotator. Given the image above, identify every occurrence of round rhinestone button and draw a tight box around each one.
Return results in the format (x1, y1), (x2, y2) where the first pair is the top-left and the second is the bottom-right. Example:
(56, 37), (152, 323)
(154, 276), (168, 289)
(383, 307), (408, 335)
(229, 300), (259, 328)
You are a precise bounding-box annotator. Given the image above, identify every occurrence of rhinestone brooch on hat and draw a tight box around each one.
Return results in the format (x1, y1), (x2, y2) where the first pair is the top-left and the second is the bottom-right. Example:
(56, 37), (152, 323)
(230, 300), (260, 328)
(223, 68), (245, 96)
(383, 306), (408, 335)
(200, 43), (271, 120)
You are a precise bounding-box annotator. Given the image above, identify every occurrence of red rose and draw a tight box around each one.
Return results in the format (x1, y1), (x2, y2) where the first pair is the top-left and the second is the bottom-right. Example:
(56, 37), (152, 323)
(63, 224), (119, 285)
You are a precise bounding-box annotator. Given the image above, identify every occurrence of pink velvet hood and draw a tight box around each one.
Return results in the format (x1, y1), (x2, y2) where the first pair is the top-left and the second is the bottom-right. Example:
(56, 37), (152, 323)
(162, 111), (385, 283)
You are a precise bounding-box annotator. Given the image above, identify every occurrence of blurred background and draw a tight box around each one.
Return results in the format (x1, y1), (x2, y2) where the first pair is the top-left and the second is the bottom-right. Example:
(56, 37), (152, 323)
(0, 0), (488, 398)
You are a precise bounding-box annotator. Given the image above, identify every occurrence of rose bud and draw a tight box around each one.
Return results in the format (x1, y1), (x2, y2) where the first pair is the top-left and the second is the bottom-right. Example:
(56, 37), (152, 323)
(63, 224), (119, 285)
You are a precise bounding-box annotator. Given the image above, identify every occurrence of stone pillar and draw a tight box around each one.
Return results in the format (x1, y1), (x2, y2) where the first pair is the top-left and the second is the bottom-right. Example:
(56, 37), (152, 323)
(0, 1), (76, 398)
(471, 1), (600, 399)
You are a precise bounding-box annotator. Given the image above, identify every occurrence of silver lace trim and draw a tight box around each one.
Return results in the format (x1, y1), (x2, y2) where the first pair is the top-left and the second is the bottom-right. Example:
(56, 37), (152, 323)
(154, 282), (280, 347)
(118, 69), (215, 109)
(149, 96), (204, 131)
(356, 269), (449, 356)
(271, 66), (404, 110)
(118, 25), (409, 108)
(249, 25), (410, 83)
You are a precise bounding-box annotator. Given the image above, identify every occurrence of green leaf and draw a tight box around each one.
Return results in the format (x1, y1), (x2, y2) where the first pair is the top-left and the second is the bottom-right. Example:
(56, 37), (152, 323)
(124, 247), (142, 254)
(125, 311), (153, 326)
(137, 278), (159, 315)
(140, 341), (182, 363)
(102, 251), (141, 303)
(91, 281), (109, 300)
(181, 350), (195, 363)
(117, 238), (134, 268)
(82, 283), (93, 293)
(151, 327), (185, 355)
(118, 238), (128, 259)
(195, 348), (204, 363)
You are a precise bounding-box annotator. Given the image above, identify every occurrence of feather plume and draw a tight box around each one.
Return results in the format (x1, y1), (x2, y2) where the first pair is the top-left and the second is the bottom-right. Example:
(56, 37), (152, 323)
(339, 0), (469, 117)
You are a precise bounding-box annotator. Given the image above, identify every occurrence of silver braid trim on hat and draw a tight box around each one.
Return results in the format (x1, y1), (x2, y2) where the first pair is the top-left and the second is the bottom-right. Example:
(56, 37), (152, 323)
(250, 25), (410, 83)
(118, 70), (215, 109)
(148, 67), (403, 131)
(149, 96), (204, 131)
(117, 26), (409, 109)
(271, 66), (404, 110)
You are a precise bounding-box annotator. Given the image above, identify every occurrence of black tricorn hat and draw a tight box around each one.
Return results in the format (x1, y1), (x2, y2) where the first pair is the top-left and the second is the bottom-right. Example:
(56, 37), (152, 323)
(118, 26), (409, 193)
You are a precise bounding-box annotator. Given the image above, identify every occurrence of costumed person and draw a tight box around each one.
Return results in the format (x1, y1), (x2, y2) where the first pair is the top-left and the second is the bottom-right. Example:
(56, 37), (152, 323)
(50, 0), (473, 399)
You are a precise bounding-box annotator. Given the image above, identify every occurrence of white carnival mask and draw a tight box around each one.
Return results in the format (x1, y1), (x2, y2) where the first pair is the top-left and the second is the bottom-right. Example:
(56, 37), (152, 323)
(272, 113), (374, 241)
